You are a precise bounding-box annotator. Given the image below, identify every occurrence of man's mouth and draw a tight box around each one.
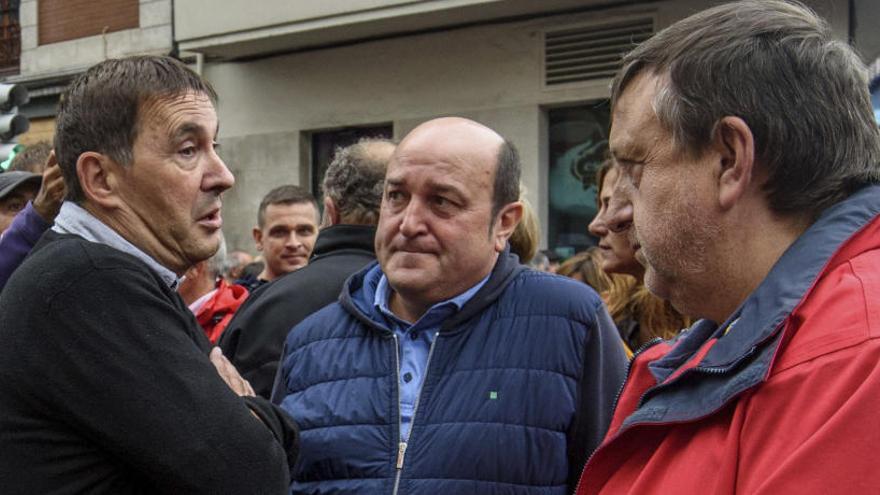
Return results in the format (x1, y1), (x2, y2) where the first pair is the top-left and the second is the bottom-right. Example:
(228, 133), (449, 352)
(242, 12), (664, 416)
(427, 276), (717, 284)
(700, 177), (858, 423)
(197, 209), (222, 229)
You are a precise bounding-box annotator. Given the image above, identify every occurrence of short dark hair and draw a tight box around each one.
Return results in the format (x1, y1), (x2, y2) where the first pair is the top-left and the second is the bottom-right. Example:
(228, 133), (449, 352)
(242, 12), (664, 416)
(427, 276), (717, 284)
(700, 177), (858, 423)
(492, 138), (521, 220)
(322, 138), (394, 225)
(612, 0), (880, 219)
(9, 141), (52, 173)
(55, 55), (218, 202)
(257, 185), (318, 227)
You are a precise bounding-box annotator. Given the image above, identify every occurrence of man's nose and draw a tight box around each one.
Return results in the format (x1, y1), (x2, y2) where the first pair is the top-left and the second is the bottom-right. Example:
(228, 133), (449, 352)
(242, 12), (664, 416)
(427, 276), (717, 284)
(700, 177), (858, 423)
(606, 194), (633, 234)
(287, 232), (302, 247)
(399, 200), (427, 237)
(205, 152), (235, 193)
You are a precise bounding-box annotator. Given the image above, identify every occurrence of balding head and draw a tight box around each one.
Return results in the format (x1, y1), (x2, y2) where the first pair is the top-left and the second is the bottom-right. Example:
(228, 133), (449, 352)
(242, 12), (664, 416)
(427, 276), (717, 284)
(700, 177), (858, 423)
(375, 117), (524, 321)
(395, 117), (520, 221)
(322, 138), (395, 226)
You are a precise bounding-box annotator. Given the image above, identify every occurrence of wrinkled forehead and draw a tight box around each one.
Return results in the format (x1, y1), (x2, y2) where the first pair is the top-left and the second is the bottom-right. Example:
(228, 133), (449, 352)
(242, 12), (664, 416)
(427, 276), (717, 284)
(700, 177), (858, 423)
(609, 73), (664, 156)
(387, 149), (495, 196)
(137, 91), (217, 132)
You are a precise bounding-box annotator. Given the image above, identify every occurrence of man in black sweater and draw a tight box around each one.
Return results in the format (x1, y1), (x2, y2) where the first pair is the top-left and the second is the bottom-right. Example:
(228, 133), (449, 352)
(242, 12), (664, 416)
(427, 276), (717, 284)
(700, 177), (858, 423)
(0, 56), (297, 494)
(221, 138), (394, 397)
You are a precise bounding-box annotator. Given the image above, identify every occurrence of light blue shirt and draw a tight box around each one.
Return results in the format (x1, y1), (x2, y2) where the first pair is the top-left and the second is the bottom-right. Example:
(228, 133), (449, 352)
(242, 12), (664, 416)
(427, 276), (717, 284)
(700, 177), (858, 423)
(52, 202), (180, 289)
(374, 272), (490, 441)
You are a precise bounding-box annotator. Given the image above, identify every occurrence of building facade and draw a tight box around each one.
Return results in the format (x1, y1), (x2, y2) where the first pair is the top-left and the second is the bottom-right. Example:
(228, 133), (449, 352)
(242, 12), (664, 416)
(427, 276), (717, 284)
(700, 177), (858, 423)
(1, 0), (864, 256)
(175, 0), (853, 254)
(4, 0), (172, 145)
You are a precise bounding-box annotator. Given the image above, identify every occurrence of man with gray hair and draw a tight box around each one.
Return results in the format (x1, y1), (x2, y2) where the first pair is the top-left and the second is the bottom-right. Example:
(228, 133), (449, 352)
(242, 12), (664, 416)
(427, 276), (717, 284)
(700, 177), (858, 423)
(220, 138), (395, 398)
(178, 235), (248, 344)
(575, 2), (880, 494)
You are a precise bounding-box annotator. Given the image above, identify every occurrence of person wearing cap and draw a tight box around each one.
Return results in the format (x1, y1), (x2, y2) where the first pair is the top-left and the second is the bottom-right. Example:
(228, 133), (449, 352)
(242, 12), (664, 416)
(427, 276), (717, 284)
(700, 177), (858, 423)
(0, 170), (41, 234)
(0, 152), (65, 290)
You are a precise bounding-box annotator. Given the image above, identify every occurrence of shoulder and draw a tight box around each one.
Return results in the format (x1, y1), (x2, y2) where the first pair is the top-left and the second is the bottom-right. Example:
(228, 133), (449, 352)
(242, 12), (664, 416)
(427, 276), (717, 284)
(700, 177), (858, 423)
(8, 234), (167, 305)
(772, 246), (880, 374)
(283, 301), (361, 349)
(498, 268), (604, 319)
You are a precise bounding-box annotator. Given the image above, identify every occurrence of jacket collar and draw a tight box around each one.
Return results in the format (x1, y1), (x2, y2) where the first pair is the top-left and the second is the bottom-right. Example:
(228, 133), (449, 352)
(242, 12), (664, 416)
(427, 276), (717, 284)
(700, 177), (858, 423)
(339, 246), (525, 334)
(52, 201), (180, 289)
(641, 185), (880, 413)
(310, 224), (376, 262)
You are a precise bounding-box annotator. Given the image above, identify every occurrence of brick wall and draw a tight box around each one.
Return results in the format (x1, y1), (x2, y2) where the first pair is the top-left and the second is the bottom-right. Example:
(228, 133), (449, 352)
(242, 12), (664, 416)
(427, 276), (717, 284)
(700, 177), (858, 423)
(19, 117), (55, 146)
(38, 0), (138, 45)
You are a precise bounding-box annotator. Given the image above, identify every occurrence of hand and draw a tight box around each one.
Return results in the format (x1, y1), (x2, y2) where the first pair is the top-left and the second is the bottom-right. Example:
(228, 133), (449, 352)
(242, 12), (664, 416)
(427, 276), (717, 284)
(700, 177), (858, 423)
(210, 347), (255, 397)
(32, 151), (66, 222)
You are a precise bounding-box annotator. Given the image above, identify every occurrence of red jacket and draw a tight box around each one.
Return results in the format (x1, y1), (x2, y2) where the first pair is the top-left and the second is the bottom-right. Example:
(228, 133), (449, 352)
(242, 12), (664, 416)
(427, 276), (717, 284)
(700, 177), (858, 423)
(194, 279), (248, 344)
(576, 185), (880, 495)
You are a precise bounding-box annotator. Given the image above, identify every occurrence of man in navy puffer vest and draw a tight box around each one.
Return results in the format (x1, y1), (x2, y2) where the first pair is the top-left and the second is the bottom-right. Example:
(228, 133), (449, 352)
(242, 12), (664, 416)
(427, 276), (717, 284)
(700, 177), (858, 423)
(273, 117), (628, 495)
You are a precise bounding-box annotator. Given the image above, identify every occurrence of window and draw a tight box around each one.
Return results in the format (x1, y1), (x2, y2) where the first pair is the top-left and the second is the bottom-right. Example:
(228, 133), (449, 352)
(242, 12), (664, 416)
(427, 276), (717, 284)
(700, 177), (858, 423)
(39, 0), (138, 45)
(546, 103), (610, 258)
(309, 124), (393, 205)
(0, 0), (20, 75)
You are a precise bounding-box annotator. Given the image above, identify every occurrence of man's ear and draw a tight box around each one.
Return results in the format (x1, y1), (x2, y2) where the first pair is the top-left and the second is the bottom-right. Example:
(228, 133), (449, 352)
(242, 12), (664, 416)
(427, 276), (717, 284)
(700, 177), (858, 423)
(714, 116), (756, 211)
(322, 196), (339, 228)
(492, 201), (524, 252)
(183, 262), (202, 281)
(77, 152), (123, 209)
(252, 227), (264, 251)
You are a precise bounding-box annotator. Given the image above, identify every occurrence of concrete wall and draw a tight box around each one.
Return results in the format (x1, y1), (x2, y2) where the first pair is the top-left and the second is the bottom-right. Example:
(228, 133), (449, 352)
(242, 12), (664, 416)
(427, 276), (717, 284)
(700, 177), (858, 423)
(17, 0), (172, 80)
(206, 6), (617, 251)
(176, 0), (418, 41)
(205, 0), (850, 253)
(854, 0), (880, 64)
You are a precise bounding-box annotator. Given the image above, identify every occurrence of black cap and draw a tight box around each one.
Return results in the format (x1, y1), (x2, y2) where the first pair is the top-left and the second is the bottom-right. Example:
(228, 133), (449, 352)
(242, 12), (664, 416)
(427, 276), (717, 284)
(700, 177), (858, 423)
(0, 170), (41, 200)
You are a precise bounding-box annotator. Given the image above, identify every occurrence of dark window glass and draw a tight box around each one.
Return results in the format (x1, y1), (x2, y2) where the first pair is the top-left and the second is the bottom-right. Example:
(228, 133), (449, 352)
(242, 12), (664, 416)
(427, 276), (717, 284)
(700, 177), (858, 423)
(547, 103), (610, 258)
(309, 124), (392, 206)
(0, 0), (20, 75)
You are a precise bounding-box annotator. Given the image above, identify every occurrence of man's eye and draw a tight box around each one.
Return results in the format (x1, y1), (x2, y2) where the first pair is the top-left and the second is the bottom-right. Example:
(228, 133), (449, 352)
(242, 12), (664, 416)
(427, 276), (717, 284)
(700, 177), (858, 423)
(179, 146), (197, 158)
(5, 200), (24, 213)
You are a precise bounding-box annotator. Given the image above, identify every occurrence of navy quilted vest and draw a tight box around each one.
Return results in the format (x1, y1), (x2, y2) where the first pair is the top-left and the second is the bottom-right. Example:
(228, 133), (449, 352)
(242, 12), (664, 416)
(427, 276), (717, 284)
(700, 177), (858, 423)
(276, 252), (609, 494)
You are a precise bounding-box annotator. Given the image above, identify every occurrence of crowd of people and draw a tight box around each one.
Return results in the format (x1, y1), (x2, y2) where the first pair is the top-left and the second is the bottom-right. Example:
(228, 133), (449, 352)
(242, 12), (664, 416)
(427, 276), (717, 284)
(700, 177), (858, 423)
(0, 0), (878, 493)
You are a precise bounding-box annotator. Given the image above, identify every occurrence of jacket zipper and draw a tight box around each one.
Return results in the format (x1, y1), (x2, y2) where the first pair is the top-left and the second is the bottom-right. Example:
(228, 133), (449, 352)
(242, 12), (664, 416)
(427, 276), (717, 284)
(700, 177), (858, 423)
(391, 334), (440, 495)
(391, 334), (404, 495)
(574, 337), (662, 494)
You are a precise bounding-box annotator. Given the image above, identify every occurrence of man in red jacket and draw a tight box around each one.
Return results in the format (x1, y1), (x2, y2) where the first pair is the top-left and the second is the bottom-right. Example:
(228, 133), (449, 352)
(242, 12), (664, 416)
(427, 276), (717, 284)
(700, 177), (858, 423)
(576, 1), (880, 494)
(179, 235), (249, 343)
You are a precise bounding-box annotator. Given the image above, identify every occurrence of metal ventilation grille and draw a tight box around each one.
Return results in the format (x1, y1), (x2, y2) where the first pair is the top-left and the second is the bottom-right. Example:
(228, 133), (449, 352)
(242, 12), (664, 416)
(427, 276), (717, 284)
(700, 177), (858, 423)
(545, 18), (654, 86)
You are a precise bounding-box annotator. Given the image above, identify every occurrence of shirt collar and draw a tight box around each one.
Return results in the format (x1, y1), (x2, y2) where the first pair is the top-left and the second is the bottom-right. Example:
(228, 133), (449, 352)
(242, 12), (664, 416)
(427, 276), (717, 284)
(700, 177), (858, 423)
(52, 202), (181, 289)
(374, 271), (491, 327)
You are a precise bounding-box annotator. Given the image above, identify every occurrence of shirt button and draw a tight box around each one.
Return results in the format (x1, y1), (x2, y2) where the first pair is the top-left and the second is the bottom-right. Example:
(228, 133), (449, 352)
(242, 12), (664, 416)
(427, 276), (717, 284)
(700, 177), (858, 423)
(409, 332), (418, 340)
(403, 372), (413, 383)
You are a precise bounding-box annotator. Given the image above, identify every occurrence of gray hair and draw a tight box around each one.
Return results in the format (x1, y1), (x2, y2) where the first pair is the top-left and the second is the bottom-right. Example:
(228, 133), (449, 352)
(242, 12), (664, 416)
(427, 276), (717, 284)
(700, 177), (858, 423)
(207, 234), (227, 279)
(611, 0), (880, 219)
(321, 138), (395, 225)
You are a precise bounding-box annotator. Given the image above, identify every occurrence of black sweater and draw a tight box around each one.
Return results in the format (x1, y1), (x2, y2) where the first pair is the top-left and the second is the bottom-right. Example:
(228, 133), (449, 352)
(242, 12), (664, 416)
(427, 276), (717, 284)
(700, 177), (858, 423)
(0, 232), (297, 494)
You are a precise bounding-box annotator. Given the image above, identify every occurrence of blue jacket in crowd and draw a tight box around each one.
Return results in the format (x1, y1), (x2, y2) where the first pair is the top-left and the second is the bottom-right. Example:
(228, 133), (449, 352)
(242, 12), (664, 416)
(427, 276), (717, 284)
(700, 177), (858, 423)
(273, 249), (628, 495)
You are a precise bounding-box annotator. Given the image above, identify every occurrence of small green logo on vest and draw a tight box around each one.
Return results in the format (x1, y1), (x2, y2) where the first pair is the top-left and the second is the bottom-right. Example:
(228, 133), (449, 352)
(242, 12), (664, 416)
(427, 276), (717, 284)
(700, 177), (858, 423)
(489, 391), (498, 400)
